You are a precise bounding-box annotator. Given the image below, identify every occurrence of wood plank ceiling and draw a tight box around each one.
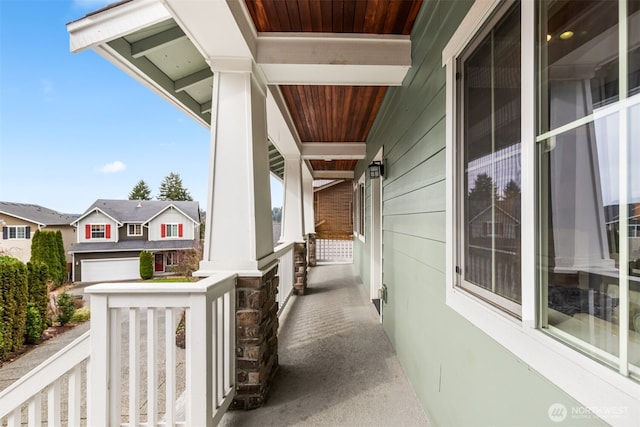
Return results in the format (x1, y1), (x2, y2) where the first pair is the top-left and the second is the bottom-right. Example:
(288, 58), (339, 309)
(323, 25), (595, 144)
(245, 0), (423, 178)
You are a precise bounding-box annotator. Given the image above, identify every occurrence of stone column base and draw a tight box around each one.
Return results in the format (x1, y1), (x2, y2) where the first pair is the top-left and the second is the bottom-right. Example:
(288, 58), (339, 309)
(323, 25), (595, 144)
(232, 264), (279, 410)
(307, 233), (317, 267)
(294, 241), (308, 295)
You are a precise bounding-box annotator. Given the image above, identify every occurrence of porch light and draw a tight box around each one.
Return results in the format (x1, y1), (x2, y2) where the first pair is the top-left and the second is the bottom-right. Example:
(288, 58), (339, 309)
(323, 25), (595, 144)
(368, 160), (385, 179)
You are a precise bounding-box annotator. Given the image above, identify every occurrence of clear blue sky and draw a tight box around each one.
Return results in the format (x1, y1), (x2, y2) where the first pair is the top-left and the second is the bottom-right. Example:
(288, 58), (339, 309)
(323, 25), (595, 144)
(0, 0), (282, 215)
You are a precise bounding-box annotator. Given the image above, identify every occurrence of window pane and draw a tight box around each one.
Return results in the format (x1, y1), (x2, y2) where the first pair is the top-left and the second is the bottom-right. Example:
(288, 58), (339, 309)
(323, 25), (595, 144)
(461, 3), (521, 307)
(538, 0), (619, 133)
(539, 115), (623, 362)
(629, 102), (640, 378)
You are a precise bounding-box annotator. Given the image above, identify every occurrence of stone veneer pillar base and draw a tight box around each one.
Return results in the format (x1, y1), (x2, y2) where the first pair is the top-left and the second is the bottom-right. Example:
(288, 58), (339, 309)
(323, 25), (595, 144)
(294, 241), (308, 295)
(307, 233), (317, 267)
(232, 264), (279, 410)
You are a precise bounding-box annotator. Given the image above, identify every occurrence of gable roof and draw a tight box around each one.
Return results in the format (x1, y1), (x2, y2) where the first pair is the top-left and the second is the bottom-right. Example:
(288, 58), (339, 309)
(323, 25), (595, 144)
(0, 201), (78, 226)
(73, 199), (200, 225)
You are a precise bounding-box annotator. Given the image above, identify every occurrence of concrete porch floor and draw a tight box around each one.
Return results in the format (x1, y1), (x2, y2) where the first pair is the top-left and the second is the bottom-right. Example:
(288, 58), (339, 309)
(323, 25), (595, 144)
(220, 263), (430, 427)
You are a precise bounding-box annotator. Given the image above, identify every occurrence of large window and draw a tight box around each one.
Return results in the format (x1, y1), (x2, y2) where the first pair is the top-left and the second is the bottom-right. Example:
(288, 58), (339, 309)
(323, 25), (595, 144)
(3, 226), (29, 239)
(456, 1), (522, 315)
(537, 0), (640, 381)
(445, 1), (640, 417)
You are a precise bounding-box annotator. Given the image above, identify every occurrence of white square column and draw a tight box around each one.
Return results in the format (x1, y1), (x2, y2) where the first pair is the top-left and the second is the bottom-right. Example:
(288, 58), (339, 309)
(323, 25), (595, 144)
(199, 59), (274, 274)
(280, 156), (305, 243)
(302, 164), (315, 235)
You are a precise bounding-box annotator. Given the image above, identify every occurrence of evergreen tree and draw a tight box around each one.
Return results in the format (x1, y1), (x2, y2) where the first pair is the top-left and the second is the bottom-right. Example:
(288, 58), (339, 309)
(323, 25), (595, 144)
(503, 179), (521, 201)
(55, 231), (67, 283)
(30, 230), (65, 287)
(468, 173), (497, 218)
(129, 179), (152, 200)
(158, 172), (193, 201)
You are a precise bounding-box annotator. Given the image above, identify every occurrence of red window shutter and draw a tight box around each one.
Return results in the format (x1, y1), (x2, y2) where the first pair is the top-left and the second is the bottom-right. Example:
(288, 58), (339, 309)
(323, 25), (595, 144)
(106, 224), (111, 239)
(161, 224), (166, 238)
(178, 224), (183, 237)
(85, 224), (91, 239)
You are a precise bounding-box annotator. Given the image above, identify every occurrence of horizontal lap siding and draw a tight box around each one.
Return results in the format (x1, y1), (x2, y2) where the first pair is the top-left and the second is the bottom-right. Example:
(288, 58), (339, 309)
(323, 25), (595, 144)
(359, 0), (604, 425)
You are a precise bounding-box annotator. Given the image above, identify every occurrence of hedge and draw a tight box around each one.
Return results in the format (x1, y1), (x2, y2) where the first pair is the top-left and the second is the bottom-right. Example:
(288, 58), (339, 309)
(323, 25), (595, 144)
(0, 256), (28, 358)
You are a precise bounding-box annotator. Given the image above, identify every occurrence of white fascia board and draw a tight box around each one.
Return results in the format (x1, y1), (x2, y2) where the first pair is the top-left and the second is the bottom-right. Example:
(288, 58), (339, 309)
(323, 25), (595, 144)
(67, 0), (171, 53)
(257, 33), (411, 85)
(301, 143), (366, 160)
(313, 170), (355, 180)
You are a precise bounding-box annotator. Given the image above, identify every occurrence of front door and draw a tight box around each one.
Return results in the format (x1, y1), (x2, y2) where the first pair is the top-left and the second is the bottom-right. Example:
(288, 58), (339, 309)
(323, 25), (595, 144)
(154, 253), (164, 272)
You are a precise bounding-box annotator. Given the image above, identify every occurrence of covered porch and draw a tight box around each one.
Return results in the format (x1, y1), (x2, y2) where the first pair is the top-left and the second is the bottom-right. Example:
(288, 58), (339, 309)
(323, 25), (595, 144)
(220, 263), (427, 426)
(0, 263), (427, 426)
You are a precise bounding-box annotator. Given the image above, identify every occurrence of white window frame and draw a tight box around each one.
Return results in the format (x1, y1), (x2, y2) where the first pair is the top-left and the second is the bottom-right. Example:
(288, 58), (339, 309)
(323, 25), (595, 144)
(127, 223), (143, 237)
(91, 224), (106, 239)
(166, 251), (179, 266)
(6, 226), (27, 239)
(165, 223), (179, 238)
(443, 1), (639, 424)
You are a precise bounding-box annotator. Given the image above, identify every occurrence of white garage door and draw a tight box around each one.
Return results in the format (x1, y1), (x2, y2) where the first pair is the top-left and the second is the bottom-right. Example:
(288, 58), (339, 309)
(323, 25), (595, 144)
(82, 258), (140, 282)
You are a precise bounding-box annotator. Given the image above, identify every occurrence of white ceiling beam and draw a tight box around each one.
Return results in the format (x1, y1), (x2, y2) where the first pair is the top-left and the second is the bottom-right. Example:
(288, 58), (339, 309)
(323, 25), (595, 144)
(174, 68), (213, 92)
(67, 0), (171, 53)
(301, 143), (366, 160)
(257, 33), (411, 85)
(313, 170), (355, 180)
(131, 26), (186, 58)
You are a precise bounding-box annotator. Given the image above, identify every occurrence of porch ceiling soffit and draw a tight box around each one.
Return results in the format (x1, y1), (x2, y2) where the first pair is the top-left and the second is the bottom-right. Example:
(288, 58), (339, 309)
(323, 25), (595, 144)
(68, 0), (413, 177)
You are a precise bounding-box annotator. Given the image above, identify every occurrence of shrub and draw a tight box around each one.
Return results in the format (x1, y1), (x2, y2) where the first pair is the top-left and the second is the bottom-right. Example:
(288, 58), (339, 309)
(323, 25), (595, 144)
(30, 230), (66, 288)
(27, 262), (50, 328)
(56, 292), (76, 325)
(0, 256), (28, 357)
(140, 251), (153, 279)
(25, 303), (43, 344)
(70, 307), (91, 323)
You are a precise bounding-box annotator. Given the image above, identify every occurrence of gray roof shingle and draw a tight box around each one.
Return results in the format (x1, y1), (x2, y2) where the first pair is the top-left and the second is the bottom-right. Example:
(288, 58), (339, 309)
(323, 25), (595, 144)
(70, 239), (199, 253)
(79, 199), (200, 224)
(0, 201), (78, 226)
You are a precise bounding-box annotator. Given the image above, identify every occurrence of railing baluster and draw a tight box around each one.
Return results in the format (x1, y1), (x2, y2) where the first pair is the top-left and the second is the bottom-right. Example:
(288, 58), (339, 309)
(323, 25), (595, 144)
(8, 407), (21, 427)
(47, 379), (61, 427)
(129, 308), (140, 427)
(110, 308), (122, 425)
(165, 308), (176, 427)
(68, 365), (81, 427)
(223, 292), (231, 394)
(27, 393), (41, 427)
(147, 307), (158, 427)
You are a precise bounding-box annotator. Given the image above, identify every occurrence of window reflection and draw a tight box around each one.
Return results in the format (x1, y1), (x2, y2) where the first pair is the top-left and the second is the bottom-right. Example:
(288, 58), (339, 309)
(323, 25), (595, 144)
(538, 0), (640, 378)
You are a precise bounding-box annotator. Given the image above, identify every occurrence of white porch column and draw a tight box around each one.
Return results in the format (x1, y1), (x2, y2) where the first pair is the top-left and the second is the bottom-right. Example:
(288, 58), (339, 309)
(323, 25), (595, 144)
(302, 164), (315, 235)
(280, 156), (305, 242)
(199, 59), (274, 274)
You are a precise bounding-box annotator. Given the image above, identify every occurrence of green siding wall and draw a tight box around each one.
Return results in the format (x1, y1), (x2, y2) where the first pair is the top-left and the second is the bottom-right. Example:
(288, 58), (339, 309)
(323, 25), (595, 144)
(353, 0), (606, 425)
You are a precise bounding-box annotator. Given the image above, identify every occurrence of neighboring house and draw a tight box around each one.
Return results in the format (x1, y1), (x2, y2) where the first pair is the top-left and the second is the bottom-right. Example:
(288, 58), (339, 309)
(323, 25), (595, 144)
(313, 180), (353, 240)
(0, 201), (77, 267)
(69, 199), (200, 282)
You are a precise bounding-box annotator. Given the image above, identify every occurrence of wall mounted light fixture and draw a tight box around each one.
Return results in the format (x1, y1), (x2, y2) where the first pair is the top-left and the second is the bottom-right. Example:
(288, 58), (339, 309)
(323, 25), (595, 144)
(368, 160), (385, 179)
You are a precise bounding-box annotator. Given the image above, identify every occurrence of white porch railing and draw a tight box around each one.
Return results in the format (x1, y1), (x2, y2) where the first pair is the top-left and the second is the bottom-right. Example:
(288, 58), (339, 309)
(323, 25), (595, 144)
(0, 330), (90, 426)
(0, 273), (236, 427)
(316, 238), (353, 263)
(274, 242), (295, 315)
